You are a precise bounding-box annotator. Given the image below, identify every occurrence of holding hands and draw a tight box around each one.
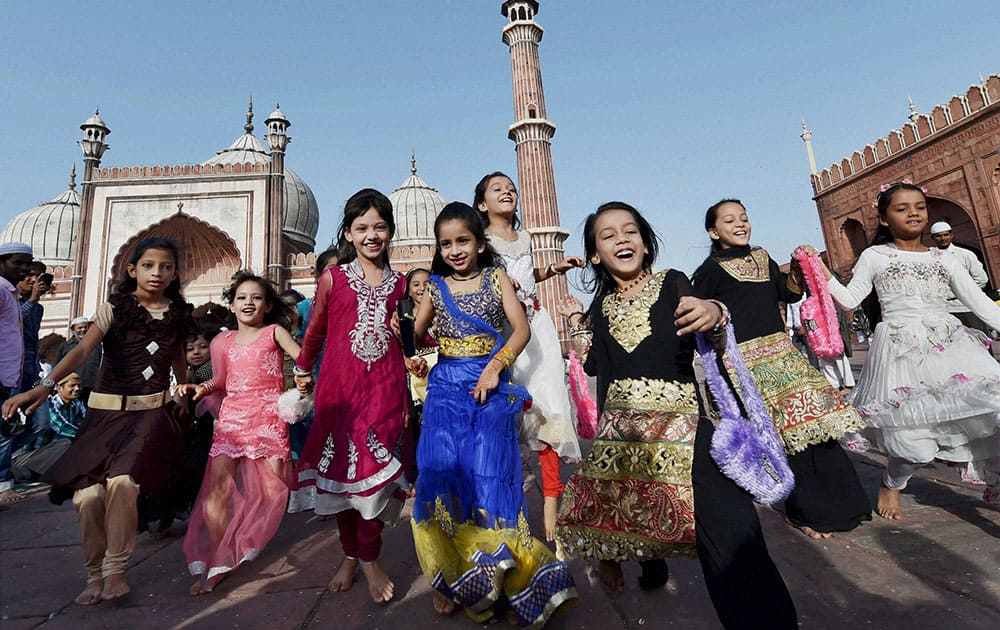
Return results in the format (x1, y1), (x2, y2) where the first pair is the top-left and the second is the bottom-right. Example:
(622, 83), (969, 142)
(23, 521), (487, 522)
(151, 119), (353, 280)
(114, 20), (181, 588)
(674, 296), (726, 336)
(557, 295), (586, 326)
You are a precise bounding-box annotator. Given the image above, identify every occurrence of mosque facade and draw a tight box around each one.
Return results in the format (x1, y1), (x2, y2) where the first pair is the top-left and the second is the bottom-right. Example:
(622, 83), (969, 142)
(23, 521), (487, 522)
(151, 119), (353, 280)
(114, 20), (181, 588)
(805, 74), (1000, 284)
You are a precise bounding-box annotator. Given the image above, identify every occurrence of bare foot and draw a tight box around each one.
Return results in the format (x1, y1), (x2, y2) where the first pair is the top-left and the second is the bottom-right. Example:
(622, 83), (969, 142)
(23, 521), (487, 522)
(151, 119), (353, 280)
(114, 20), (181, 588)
(432, 590), (456, 615)
(359, 560), (394, 603)
(877, 485), (904, 520)
(0, 488), (24, 504)
(543, 496), (558, 542)
(785, 518), (833, 539)
(75, 581), (103, 606)
(598, 560), (623, 592)
(100, 574), (130, 601)
(328, 558), (358, 592)
(189, 579), (211, 596)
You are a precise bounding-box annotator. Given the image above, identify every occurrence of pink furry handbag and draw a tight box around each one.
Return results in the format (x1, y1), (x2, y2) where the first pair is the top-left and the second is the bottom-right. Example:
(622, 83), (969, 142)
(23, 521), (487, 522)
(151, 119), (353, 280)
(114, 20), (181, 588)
(794, 250), (844, 359)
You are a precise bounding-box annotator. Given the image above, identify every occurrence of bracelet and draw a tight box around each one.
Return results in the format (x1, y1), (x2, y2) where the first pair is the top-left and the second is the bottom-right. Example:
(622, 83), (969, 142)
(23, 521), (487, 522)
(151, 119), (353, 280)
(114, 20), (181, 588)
(708, 299), (730, 334)
(546, 263), (556, 278)
(491, 346), (516, 370)
(292, 364), (312, 377)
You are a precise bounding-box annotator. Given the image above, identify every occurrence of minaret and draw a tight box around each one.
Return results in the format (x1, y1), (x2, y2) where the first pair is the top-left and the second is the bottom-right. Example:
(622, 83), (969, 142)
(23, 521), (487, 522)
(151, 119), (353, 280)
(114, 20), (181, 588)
(71, 109), (110, 318)
(500, 0), (571, 343)
(800, 120), (817, 176)
(907, 96), (920, 123)
(265, 102), (291, 286)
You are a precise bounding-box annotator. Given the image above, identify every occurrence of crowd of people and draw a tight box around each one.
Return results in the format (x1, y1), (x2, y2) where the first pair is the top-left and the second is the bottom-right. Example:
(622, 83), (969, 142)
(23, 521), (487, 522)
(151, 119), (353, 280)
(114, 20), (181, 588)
(1, 177), (998, 629)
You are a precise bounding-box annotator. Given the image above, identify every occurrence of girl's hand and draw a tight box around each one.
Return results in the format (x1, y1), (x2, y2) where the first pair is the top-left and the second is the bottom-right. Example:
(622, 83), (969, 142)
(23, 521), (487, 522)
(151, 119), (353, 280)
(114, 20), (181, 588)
(674, 296), (723, 335)
(405, 357), (429, 378)
(471, 361), (501, 404)
(554, 256), (585, 274)
(1, 387), (48, 419)
(390, 310), (401, 337)
(556, 295), (584, 319)
(294, 374), (314, 394)
(172, 384), (197, 398)
(794, 245), (820, 258)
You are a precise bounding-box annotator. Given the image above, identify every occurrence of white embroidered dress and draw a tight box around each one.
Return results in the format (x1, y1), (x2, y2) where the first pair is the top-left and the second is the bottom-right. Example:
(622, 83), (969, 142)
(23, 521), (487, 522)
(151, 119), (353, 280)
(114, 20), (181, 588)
(827, 244), (1000, 466)
(489, 231), (581, 461)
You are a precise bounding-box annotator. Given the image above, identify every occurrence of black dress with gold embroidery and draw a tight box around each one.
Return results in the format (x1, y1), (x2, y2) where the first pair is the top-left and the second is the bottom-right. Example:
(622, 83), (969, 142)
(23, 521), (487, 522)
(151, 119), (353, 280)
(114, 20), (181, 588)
(693, 246), (871, 534)
(555, 270), (699, 561)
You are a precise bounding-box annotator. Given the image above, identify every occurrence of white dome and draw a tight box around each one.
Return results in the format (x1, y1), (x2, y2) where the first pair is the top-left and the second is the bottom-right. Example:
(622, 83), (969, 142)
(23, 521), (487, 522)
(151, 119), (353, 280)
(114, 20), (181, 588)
(389, 158), (447, 248)
(202, 130), (318, 253)
(1, 172), (80, 266)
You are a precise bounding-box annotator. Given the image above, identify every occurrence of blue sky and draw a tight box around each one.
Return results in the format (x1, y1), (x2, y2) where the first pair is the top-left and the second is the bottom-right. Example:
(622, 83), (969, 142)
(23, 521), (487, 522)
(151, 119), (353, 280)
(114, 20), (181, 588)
(2, 0), (997, 293)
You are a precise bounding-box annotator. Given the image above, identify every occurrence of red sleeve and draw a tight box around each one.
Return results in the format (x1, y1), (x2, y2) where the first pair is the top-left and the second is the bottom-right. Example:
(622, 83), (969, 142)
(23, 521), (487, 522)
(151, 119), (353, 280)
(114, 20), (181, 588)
(203, 333), (229, 393)
(297, 269), (333, 371)
(538, 445), (564, 498)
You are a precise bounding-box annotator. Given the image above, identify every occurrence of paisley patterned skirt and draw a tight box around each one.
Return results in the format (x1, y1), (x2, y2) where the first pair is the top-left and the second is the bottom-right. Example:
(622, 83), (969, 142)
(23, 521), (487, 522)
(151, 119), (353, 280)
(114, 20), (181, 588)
(555, 377), (698, 562)
(729, 332), (865, 454)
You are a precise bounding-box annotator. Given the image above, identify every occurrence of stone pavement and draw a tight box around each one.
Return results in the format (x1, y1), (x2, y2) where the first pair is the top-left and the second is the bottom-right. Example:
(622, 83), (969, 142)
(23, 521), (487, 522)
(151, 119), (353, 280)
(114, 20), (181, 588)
(2, 348), (998, 629)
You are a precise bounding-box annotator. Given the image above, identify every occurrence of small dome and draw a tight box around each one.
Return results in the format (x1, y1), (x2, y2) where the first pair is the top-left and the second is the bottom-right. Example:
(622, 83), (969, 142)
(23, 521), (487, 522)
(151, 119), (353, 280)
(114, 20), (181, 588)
(389, 156), (448, 248)
(1, 169), (80, 265)
(202, 130), (318, 252)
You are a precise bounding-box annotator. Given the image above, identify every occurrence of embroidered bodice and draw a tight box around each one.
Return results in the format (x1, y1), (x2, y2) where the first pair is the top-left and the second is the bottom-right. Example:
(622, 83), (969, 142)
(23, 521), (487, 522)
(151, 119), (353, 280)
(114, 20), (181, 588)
(488, 231), (537, 301)
(828, 244), (1000, 331)
(601, 271), (666, 353)
(430, 267), (504, 357)
(343, 260), (397, 370)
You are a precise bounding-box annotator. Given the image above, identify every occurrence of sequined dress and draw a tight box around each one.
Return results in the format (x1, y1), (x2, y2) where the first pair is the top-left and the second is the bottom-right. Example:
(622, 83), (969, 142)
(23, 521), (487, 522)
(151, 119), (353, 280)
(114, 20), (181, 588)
(410, 267), (576, 627)
(827, 244), (1000, 467)
(555, 271), (700, 561)
(289, 261), (411, 520)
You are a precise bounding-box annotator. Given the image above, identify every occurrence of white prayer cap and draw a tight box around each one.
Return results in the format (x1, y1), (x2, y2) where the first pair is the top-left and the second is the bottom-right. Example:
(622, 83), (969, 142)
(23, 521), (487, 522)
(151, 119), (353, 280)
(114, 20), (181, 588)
(70, 316), (91, 326)
(929, 221), (952, 235)
(0, 242), (32, 257)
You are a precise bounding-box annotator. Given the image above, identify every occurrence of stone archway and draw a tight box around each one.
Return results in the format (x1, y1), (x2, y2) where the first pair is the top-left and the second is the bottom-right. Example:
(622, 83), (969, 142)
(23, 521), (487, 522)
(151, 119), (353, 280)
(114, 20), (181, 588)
(841, 218), (867, 260)
(112, 214), (242, 305)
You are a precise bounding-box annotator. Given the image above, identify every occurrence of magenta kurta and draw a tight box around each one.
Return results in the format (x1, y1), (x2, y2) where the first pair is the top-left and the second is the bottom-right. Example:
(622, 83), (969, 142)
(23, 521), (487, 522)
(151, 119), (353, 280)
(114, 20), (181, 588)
(289, 260), (411, 521)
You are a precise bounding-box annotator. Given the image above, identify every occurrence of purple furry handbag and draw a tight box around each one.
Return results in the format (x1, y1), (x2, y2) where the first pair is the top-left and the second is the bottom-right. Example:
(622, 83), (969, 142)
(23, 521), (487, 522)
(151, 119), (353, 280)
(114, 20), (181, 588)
(696, 324), (795, 504)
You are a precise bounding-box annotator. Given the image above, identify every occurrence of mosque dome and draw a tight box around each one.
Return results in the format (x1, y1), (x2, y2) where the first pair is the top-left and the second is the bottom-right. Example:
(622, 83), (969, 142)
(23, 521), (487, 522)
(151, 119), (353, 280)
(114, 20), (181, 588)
(389, 155), (447, 248)
(1, 167), (80, 266)
(201, 106), (318, 252)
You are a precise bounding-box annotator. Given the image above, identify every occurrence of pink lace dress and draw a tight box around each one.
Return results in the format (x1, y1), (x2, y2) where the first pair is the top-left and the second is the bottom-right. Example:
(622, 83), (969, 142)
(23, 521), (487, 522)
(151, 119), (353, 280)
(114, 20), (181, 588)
(183, 324), (292, 590)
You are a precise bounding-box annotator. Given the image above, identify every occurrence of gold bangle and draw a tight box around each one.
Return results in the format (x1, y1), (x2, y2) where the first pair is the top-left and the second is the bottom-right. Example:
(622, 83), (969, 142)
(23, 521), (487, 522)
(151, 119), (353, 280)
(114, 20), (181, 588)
(493, 346), (516, 370)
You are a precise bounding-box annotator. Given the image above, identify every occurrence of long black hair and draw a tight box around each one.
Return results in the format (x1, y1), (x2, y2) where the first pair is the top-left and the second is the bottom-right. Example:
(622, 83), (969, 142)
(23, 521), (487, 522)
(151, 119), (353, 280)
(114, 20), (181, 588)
(221, 270), (298, 332)
(581, 201), (661, 300)
(114, 237), (184, 302)
(704, 198), (746, 252)
(473, 171), (521, 230)
(335, 188), (395, 266)
(431, 202), (503, 277)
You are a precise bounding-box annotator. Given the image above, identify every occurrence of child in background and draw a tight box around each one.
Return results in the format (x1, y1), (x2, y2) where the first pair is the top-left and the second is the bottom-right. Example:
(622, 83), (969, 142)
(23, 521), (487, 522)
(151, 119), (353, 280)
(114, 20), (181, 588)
(556, 202), (797, 628)
(182, 271), (303, 594)
(693, 199), (871, 540)
(410, 202), (576, 625)
(801, 182), (1000, 519)
(289, 189), (411, 604)
(401, 267), (435, 474)
(474, 171), (583, 540)
(3, 238), (194, 605)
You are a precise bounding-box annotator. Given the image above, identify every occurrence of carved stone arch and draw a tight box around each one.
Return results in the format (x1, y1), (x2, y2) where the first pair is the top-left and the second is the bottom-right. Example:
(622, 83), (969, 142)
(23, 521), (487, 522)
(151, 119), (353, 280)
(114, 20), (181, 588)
(924, 194), (983, 257)
(112, 214), (242, 304)
(841, 217), (867, 260)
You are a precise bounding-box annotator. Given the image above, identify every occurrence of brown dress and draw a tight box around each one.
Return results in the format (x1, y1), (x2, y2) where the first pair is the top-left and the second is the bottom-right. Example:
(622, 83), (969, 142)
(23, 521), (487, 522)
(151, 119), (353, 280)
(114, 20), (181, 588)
(46, 294), (194, 503)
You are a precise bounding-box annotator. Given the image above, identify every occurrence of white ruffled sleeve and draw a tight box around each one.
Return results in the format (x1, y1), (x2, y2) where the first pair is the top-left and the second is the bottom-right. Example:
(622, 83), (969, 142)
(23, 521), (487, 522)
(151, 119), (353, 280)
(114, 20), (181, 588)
(827, 249), (876, 310)
(944, 255), (1000, 331)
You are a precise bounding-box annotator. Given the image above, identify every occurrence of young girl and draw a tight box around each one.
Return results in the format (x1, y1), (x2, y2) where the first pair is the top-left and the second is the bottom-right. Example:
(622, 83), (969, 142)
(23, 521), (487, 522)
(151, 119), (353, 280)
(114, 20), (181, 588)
(692, 199), (871, 539)
(2, 238), (194, 605)
(181, 272), (301, 594)
(410, 201), (576, 625)
(474, 171), (583, 540)
(800, 182), (1000, 519)
(556, 202), (797, 628)
(289, 189), (410, 604)
(402, 267), (435, 462)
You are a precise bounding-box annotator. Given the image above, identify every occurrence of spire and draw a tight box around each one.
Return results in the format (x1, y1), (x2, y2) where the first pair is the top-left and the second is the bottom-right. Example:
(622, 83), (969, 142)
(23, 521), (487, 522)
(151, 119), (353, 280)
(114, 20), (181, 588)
(245, 95), (254, 134)
(907, 96), (919, 123)
(800, 119), (817, 175)
(410, 149), (417, 175)
(68, 164), (77, 190)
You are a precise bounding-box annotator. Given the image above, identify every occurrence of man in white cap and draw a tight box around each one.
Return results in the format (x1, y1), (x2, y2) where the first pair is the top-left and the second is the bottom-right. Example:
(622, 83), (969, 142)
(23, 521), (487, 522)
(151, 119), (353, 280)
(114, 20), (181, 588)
(0, 242), (34, 504)
(56, 316), (102, 403)
(929, 219), (992, 334)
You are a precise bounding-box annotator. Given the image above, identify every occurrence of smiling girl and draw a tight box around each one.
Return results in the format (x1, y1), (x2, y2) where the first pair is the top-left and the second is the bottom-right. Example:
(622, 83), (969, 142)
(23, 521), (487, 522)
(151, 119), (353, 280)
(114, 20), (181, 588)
(800, 182), (1000, 519)
(288, 189), (411, 604)
(181, 271), (301, 594)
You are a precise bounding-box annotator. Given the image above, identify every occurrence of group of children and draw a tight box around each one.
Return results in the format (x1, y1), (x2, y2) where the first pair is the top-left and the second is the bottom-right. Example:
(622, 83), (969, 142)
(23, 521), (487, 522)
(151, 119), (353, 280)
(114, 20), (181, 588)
(2, 176), (998, 629)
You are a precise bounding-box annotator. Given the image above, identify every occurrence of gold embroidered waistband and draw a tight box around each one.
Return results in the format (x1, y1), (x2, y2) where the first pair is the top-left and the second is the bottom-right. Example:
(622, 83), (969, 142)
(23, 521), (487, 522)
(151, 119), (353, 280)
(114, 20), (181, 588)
(604, 378), (698, 413)
(438, 334), (496, 358)
(735, 331), (794, 363)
